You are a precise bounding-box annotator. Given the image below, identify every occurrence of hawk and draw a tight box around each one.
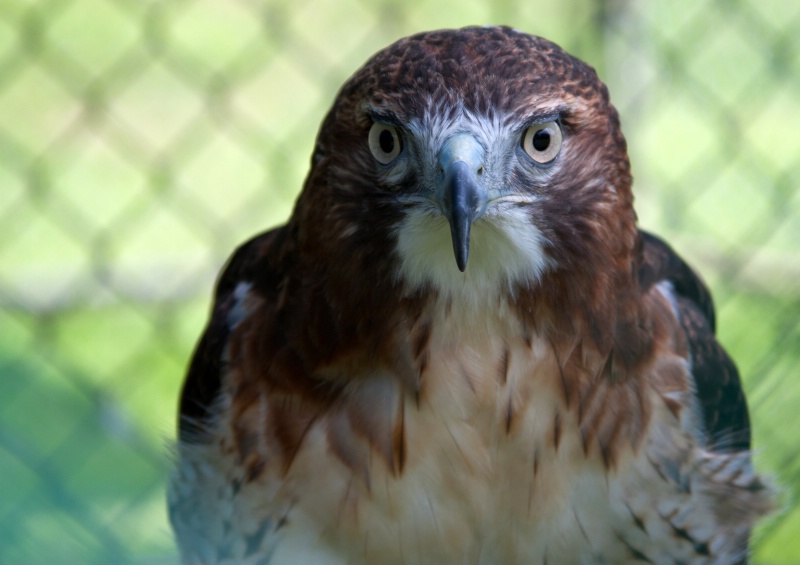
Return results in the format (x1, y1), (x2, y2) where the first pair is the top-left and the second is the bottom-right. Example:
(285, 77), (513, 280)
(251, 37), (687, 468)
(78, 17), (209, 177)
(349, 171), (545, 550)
(169, 26), (773, 564)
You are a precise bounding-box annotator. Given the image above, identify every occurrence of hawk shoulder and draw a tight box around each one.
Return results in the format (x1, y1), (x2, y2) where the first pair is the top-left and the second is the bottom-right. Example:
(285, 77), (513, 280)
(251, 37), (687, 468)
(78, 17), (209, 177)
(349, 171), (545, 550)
(637, 229), (751, 452)
(178, 226), (288, 441)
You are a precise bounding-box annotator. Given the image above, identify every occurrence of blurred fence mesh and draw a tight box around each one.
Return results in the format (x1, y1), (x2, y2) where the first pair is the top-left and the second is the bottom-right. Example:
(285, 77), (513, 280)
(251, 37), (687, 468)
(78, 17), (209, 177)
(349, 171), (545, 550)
(0, 0), (798, 563)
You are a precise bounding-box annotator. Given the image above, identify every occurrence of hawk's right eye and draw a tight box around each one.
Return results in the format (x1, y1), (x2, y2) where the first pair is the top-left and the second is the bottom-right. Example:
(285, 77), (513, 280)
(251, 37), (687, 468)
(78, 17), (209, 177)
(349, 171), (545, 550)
(368, 124), (402, 164)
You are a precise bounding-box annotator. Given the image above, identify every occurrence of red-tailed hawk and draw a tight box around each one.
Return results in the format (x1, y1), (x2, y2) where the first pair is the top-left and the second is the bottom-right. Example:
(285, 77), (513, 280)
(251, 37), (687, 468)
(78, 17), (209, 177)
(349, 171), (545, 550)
(169, 26), (773, 564)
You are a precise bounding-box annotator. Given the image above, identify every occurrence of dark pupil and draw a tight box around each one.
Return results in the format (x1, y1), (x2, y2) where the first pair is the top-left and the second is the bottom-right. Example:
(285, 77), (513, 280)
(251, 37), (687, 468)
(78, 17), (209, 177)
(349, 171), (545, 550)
(379, 129), (395, 153)
(532, 129), (551, 151)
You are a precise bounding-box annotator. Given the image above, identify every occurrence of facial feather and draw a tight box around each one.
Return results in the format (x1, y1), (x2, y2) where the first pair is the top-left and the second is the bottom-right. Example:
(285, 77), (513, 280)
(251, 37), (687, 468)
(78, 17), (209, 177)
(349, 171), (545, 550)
(394, 204), (552, 307)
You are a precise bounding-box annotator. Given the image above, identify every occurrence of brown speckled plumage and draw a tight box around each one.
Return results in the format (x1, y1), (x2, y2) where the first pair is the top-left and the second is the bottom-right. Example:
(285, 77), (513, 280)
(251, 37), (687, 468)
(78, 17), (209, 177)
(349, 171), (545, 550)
(169, 26), (773, 565)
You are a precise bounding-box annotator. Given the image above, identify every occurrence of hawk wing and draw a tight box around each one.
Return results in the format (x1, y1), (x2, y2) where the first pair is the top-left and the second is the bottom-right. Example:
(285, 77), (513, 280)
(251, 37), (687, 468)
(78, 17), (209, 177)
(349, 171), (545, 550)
(637, 230), (751, 453)
(178, 227), (287, 442)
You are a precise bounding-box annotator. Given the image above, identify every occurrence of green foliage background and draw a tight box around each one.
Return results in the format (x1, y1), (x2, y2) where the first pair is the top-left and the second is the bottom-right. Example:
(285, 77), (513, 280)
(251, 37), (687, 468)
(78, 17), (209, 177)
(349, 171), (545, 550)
(0, 0), (798, 563)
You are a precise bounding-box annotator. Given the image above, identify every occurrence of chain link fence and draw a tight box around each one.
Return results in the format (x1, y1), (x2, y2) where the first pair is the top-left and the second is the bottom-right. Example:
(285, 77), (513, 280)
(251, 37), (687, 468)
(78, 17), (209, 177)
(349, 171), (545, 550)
(0, 0), (798, 563)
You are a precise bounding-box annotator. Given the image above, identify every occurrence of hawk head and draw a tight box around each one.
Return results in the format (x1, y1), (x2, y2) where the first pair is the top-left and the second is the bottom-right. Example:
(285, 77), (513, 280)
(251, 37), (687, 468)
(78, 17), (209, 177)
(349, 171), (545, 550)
(291, 26), (636, 321)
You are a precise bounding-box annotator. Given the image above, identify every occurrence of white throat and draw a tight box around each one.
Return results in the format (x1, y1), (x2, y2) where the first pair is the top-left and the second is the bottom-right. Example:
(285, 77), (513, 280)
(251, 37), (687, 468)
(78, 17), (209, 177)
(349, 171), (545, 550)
(394, 204), (552, 311)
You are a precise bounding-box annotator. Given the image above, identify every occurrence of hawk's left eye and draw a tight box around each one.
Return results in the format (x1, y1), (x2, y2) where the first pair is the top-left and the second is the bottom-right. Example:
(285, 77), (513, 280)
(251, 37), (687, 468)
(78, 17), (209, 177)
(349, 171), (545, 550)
(368, 124), (402, 164)
(522, 121), (562, 164)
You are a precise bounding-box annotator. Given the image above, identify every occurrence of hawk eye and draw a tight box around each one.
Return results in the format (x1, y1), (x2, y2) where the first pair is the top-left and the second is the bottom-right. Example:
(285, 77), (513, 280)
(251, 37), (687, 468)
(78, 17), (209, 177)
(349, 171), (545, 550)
(368, 123), (402, 164)
(522, 121), (562, 164)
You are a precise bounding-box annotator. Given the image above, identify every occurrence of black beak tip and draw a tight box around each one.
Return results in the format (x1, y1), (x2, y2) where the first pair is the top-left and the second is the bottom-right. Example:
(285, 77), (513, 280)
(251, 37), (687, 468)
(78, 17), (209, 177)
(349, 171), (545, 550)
(450, 222), (471, 272)
(456, 253), (468, 272)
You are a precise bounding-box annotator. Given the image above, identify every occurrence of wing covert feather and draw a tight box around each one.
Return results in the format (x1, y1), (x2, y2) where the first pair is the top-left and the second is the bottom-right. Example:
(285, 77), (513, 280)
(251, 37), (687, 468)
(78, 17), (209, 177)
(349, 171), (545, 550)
(637, 230), (750, 452)
(178, 227), (286, 442)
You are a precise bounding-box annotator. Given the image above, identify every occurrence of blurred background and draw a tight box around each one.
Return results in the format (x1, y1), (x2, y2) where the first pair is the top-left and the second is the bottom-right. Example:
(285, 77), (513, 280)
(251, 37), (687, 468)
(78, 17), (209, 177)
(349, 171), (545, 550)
(0, 0), (798, 563)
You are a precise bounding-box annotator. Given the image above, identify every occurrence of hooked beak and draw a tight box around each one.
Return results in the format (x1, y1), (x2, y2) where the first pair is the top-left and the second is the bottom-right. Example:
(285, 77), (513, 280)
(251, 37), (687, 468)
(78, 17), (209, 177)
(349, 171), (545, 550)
(438, 134), (488, 272)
